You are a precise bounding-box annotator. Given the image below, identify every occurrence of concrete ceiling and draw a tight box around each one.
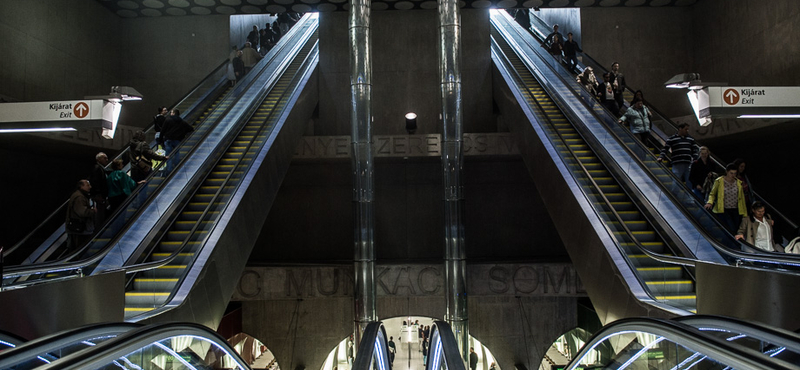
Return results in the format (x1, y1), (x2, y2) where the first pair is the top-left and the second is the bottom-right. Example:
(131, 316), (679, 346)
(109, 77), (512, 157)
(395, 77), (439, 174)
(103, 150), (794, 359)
(97, 0), (698, 17)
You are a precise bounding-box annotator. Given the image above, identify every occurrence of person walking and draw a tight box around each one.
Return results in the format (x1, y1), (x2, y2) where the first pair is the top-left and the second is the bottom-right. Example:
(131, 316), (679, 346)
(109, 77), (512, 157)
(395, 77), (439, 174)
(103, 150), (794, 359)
(469, 347), (478, 370)
(618, 98), (652, 144)
(88, 152), (110, 224)
(688, 146), (714, 201)
(736, 201), (781, 252)
(128, 130), (167, 182)
(563, 32), (582, 72)
(161, 109), (194, 157)
(64, 179), (96, 256)
(705, 163), (747, 233)
(658, 123), (699, 184)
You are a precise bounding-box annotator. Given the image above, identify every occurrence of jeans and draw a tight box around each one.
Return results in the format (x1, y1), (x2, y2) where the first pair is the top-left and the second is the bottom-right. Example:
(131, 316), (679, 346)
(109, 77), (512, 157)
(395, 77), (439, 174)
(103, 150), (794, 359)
(164, 139), (181, 156)
(717, 208), (742, 233)
(672, 162), (690, 183)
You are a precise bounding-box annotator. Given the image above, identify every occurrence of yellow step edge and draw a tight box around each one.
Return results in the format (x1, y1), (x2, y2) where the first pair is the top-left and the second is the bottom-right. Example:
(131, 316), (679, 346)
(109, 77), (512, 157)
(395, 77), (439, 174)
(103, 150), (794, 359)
(646, 281), (693, 285)
(125, 307), (155, 312)
(655, 295), (696, 300)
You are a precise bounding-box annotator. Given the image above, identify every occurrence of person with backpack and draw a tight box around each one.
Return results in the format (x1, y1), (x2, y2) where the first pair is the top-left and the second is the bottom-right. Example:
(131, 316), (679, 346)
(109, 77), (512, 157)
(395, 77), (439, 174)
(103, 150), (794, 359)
(128, 130), (167, 182)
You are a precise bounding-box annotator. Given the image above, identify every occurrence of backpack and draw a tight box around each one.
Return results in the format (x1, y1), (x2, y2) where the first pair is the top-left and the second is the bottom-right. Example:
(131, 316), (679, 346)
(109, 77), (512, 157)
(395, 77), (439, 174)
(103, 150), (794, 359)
(785, 237), (800, 254)
(133, 142), (152, 174)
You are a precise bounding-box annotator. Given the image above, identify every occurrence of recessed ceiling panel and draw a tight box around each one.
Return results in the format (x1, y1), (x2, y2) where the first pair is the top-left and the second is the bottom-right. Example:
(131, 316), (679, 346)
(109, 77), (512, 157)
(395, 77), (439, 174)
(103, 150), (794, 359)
(96, 0), (701, 17)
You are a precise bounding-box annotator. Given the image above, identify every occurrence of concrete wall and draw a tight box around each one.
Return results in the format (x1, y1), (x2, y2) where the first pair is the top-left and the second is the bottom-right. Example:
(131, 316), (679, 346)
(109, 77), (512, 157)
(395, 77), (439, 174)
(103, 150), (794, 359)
(119, 15), (230, 127)
(691, 0), (800, 87)
(248, 157), (567, 264)
(0, 0), (121, 102)
(580, 6), (693, 118)
(318, 9), (493, 137)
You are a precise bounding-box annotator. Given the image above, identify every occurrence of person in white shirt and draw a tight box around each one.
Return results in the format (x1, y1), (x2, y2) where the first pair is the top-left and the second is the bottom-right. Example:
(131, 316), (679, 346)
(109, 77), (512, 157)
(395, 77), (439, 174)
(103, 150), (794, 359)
(735, 201), (783, 252)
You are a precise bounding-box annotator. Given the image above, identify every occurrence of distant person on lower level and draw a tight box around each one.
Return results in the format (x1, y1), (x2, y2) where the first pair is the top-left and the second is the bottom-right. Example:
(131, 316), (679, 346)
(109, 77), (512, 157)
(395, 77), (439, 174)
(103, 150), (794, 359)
(272, 21), (282, 42)
(736, 201), (782, 252)
(563, 32), (582, 73)
(65, 179), (96, 256)
(107, 158), (142, 213)
(162, 109), (194, 157)
(241, 42), (262, 74)
(688, 146), (714, 201)
(469, 347), (478, 370)
(705, 163), (747, 233)
(658, 123), (699, 184)
(619, 98), (652, 145)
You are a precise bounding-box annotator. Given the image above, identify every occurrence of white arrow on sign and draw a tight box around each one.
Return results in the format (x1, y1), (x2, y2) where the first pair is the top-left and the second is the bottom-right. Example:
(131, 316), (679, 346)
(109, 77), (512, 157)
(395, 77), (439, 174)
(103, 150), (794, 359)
(724, 89), (739, 105)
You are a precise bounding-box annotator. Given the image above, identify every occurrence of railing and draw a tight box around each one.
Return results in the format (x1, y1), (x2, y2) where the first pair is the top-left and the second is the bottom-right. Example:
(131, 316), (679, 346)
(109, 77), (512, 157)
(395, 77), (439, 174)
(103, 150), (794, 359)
(353, 323), (392, 370)
(426, 321), (468, 370)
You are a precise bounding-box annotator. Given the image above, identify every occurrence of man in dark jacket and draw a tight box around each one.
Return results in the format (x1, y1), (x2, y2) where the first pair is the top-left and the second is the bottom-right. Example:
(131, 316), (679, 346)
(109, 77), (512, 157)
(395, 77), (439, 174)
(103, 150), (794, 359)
(88, 152), (110, 223)
(247, 25), (260, 51)
(65, 179), (96, 256)
(469, 347), (478, 370)
(563, 32), (582, 73)
(152, 106), (168, 145)
(161, 109), (195, 160)
(233, 50), (245, 83)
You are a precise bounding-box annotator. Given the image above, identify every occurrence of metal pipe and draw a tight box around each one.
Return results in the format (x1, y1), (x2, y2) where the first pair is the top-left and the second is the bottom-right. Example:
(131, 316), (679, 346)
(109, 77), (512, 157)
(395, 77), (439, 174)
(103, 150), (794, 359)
(349, 0), (377, 349)
(438, 0), (468, 361)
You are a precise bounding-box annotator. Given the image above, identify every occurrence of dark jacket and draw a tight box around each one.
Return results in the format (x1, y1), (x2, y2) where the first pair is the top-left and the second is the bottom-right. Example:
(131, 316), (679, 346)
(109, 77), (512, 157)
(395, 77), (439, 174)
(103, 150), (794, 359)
(689, 157), (715, 189)
(233, 56), (245, 78)
(247, 29), (260, 47)
(89, 162), (110, 198)
(152, 114), (166, 133)
(161, 115), (194, 141)
(128, 138), (166, 181)
(563, 40), (582, 57)
(66, 189), (95, 234)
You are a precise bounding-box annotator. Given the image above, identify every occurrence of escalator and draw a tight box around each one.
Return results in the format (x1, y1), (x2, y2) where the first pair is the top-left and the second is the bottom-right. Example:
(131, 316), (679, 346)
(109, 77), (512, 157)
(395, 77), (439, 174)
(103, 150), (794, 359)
(491, 17), (697, 315)
(526, 11), (800, 249)
(0, 14), (319, 333)
(14, 323), (248, 370)
(1, 14), (318, 292)
(122, 32), (319, 319)
(564, 317), (800, 369)
(2, 61), (234, 268)
(491, 9), (800, 323)
(0, 323), (139, 369)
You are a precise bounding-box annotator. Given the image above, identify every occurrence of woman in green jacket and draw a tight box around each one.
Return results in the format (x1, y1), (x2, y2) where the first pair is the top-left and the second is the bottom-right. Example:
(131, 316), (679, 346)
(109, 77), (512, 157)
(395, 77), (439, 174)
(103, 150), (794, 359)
(107, 159), (142, 213)
(704, 163), (747, 233)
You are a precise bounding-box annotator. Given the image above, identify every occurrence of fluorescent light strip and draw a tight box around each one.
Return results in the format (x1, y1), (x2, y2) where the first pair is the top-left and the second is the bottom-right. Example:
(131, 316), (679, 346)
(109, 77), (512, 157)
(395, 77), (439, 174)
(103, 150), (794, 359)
(0, 127), (77, 133)
(737, 115), (800, 119)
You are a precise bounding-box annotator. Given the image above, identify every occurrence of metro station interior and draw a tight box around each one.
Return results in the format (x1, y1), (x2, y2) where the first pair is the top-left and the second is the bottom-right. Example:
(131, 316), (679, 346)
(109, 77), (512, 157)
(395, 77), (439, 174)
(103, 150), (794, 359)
(2, 0), (800, 369)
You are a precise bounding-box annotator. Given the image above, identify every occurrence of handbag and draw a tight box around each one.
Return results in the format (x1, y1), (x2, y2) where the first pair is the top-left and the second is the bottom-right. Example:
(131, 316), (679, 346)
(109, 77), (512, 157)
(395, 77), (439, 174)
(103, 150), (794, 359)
(134, 142), (153, 173)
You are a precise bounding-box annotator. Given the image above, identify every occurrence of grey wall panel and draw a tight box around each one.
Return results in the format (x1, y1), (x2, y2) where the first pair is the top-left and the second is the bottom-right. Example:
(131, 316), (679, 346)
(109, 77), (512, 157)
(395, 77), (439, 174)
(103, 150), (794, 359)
(0, 271), (124, 340)
(251, 156), (567, 263)
(119, 14), (230, 128)
(318, 9), (492, 136)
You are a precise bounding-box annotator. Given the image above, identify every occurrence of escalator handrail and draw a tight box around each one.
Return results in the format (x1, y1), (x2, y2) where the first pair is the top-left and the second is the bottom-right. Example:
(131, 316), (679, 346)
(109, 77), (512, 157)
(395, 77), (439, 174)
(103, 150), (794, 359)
(495, 11), (800, 269)
(529, 12), (798, 236)
(3, 59), (230, 261)
(427, 321), (467, 370)
(36, 322), (249, 370)
(564, 317), (797, 370)
(123, 27), (319, 322)
(0, 323), (140, 369)
(353, 322), (392, 370)
(676, 315), (800, 354)
(492, 38), (697, 312)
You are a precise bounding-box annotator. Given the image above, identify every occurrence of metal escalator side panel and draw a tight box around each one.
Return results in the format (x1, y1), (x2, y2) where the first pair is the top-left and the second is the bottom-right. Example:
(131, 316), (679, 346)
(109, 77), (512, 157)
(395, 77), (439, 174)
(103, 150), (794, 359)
(491, 36), (692, 318)
(122, 27), (320, 323)
(36, 323), (248, 370)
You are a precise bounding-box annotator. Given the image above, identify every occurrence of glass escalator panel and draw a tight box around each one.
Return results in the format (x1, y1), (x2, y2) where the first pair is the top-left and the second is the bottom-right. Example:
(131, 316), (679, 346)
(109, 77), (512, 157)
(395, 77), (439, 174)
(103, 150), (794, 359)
(93, 334), (245, 370)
